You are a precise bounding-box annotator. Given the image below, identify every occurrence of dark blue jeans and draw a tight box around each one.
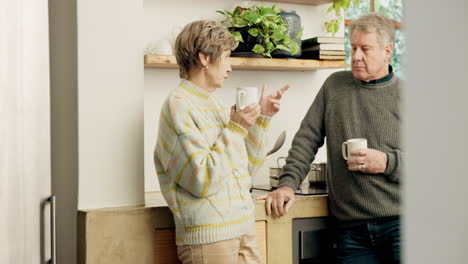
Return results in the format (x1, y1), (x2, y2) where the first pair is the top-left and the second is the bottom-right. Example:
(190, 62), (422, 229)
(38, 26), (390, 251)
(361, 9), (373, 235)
(335, 217), (400, 264)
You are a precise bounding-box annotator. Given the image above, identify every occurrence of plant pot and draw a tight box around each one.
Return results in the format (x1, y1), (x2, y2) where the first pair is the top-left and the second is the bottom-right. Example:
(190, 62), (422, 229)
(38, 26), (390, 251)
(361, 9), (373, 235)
(230, 26), (263, 55)
(271, 10), (302, 58)
(230, 52), (266, 58)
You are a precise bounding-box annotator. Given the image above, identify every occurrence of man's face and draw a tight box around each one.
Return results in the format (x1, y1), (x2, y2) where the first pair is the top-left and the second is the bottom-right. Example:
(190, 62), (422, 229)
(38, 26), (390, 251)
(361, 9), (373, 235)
(351, 30), (393, 82)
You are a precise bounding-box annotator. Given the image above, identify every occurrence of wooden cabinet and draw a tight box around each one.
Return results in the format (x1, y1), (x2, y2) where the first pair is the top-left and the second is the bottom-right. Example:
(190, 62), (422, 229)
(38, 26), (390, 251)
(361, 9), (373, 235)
(154, 228), (181, 264)
(154, 221), (267, 264)
(77, 192), (329, 264)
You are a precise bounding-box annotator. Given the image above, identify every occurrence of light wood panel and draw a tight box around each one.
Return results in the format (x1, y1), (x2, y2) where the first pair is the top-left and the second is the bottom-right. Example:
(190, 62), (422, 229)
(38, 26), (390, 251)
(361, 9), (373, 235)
(154, 221), (267, 264)
(255, 221), (267, 264)
(253, 192), (329, 264)
(264, 0), (336, 5)
(144, 55), (347, 71)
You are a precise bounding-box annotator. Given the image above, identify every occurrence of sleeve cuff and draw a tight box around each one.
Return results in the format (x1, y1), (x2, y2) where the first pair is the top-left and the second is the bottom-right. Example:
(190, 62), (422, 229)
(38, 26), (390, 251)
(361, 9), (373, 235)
(278, 175), (299, 191)
(255, 115), (272, 130)
(384, 151), (397, 176)
(227, 121), (248, 138)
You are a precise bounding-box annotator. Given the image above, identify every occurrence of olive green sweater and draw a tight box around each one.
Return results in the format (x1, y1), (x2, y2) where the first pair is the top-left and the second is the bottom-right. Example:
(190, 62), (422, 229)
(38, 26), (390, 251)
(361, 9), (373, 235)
(278, 71), (401, 225)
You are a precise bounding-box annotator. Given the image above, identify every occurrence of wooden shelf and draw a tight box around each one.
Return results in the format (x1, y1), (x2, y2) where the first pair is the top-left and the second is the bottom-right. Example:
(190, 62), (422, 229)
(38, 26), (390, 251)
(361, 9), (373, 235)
(263, 0), (336, 5)
(144, 55), (347, 71)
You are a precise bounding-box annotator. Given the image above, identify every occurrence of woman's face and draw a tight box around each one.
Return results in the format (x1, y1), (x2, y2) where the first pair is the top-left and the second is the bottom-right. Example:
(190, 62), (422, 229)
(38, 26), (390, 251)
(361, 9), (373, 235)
(205, 50), (232, 90)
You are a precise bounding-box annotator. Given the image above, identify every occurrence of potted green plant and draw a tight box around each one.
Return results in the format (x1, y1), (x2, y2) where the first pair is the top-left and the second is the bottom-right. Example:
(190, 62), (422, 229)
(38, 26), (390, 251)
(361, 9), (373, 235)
(325, 0), (360, 36)
(217, 4), (302, 58)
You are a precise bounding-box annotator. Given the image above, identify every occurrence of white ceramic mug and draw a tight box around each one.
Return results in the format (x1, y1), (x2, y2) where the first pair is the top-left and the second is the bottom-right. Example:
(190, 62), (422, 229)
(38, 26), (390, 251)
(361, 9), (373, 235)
(342, 138), (367, 160)
(236, 87), (258, 111)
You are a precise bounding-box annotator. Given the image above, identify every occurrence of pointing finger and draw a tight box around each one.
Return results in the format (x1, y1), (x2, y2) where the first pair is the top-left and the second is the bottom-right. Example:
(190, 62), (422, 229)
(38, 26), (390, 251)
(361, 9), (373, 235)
(280, 84), (290, 94)
(261, 83), (268, 98)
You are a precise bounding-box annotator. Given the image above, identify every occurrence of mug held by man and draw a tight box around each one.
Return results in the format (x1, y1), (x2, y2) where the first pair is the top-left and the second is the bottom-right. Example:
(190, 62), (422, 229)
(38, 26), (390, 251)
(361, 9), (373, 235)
(236, 87), (258, 111)
(342, 138), (367, 160)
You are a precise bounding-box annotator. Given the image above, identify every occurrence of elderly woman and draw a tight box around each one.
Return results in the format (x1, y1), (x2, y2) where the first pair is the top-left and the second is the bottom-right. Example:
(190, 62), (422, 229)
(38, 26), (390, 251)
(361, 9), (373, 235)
(154, 20), (289, 264)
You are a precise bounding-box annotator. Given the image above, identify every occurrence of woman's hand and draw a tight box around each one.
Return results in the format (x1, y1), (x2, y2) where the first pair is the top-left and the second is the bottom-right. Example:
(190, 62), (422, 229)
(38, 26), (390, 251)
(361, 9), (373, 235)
(259, 84), (290, 117)
(230, 103), (261, 130)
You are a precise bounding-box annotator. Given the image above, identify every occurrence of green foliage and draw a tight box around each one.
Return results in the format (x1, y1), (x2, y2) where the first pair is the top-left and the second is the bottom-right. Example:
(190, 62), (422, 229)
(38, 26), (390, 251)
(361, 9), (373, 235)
(325, 0), (361, 36)
(217, 4), (301, 58)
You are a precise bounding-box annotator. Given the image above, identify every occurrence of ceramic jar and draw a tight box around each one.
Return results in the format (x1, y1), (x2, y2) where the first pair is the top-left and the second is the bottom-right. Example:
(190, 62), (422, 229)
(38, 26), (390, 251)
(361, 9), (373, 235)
(272, 10), (302, 58)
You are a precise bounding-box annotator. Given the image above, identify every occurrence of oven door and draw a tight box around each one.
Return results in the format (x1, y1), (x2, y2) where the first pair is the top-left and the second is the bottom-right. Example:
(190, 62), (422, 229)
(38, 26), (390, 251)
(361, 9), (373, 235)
(293, 217), (335, 264)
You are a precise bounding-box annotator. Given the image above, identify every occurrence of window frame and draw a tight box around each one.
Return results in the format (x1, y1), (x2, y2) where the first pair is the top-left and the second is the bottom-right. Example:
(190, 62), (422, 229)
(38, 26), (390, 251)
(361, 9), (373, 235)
(344, 0), (402, 29)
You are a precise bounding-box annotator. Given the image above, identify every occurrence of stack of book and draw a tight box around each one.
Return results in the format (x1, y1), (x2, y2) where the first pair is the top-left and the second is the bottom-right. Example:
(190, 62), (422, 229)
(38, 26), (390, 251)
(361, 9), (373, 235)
(300, 36), (346, 60)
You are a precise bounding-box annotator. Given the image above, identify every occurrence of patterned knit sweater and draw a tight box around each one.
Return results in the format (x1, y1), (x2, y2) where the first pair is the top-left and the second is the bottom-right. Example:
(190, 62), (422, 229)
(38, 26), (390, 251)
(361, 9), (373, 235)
(154, 79), (271, 245)
(278, 71), (401, 226)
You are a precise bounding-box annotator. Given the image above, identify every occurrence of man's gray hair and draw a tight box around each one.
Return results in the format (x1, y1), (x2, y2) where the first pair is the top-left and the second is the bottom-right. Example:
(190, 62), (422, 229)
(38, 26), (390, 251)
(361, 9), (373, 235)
(349, 12), (395, 47)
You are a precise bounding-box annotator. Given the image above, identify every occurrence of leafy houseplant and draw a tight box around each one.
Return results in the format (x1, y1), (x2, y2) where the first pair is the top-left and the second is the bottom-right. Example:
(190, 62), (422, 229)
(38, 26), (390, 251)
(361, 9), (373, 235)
(325, 0), (360, 36)
(217, 4), (302, 58)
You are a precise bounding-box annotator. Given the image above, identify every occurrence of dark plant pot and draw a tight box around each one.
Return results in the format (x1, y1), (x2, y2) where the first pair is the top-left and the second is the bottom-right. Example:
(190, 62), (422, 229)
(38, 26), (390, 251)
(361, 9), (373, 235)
(230, 52), (266, 58)
(230, 26), (263, 54)
(271, 10), (302, 58)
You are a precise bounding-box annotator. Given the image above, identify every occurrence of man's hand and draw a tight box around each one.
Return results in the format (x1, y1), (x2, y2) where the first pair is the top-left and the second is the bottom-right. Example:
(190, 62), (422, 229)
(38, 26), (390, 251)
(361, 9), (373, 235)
(347, 148), (387, 174)
(259, 84), (290, 117)
(257, 186), (295, 217)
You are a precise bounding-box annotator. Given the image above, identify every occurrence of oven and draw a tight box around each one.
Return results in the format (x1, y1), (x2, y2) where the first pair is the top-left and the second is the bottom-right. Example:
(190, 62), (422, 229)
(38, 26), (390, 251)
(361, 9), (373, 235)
(292, 217), (335, 264)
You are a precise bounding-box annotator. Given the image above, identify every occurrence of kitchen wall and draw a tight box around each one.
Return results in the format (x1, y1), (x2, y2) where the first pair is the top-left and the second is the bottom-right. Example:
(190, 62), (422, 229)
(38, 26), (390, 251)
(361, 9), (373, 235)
(77, 0), (144, 209)
(144, 0), (345, 192)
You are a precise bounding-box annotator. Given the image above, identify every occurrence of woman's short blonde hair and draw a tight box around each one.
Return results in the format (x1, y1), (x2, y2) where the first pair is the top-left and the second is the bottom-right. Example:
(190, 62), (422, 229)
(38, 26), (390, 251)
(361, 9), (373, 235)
(349, 12), (395, 47)
(175, 20), (237, 78)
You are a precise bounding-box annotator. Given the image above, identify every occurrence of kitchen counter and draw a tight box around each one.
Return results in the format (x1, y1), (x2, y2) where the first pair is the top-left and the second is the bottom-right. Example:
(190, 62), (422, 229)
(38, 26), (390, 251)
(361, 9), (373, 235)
(78, 190), (328, 264)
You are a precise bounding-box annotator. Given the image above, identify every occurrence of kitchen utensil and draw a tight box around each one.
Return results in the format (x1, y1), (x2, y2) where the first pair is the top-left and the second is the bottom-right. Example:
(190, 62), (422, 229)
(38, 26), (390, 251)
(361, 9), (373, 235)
(308, 162), (327, 187)
(266, 131), (286, 156)
(269, 157), (286, 188)
(269, 177), (279, 189)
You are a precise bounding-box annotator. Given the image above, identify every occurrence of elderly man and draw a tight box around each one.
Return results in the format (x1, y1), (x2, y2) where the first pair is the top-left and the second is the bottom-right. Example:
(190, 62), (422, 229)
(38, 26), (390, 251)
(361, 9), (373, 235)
(263, 12), (401, 264)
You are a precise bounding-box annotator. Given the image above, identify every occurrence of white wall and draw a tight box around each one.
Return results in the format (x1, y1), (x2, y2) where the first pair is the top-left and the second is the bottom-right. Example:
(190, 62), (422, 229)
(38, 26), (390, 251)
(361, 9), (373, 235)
(404, 0), (468, 263)
(144, 0), (345, 192)
(77, 0), (144, 209)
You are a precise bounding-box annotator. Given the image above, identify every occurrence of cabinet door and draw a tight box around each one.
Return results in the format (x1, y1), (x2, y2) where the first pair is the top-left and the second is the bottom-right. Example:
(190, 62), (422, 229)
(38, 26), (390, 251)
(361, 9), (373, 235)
(0, 0), (52, 263)
(154, 228), (182, 264)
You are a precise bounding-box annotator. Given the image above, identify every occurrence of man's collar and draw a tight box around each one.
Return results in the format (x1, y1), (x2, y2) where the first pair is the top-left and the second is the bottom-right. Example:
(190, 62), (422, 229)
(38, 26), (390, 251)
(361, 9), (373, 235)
(359, 65), (394, 85)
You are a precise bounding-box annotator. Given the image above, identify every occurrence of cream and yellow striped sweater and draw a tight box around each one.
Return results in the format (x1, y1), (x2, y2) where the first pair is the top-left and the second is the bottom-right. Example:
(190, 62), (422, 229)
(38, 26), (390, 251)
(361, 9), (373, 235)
(154, 79), (271, 245)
